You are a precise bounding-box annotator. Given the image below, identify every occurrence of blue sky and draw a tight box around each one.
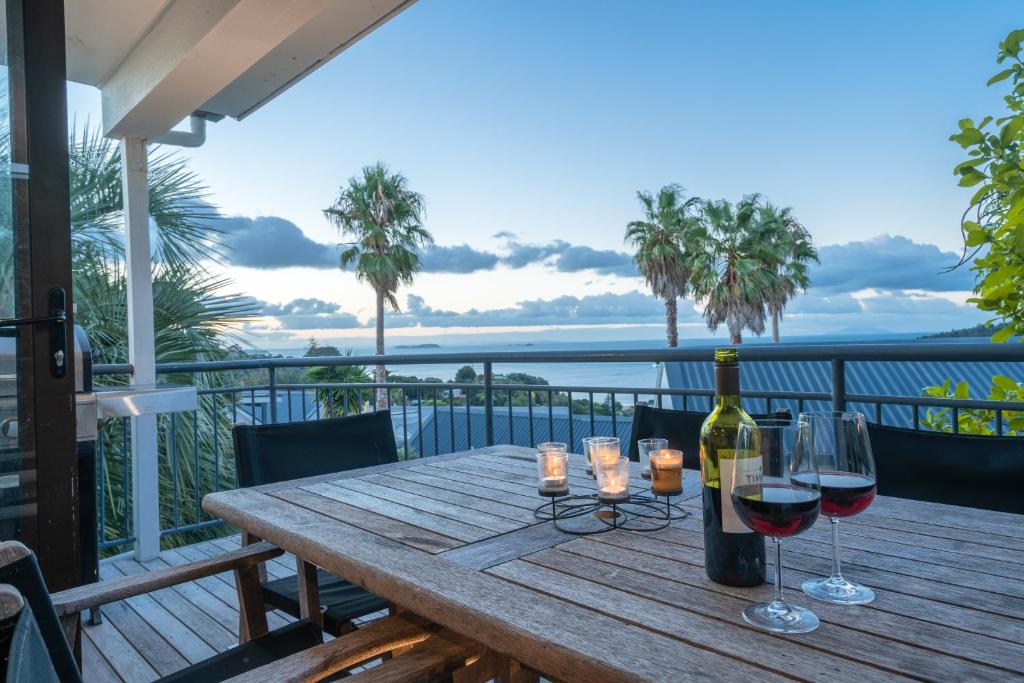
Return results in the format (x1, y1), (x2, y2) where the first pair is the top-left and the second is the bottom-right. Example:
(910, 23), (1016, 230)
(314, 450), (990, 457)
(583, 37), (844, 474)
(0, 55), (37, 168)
(68, 1), (1020, 346)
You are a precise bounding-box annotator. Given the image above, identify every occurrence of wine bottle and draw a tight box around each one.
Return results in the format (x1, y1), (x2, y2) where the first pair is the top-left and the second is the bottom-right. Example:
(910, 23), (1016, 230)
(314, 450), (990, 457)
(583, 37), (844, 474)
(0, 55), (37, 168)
(699, 348), (765, 586)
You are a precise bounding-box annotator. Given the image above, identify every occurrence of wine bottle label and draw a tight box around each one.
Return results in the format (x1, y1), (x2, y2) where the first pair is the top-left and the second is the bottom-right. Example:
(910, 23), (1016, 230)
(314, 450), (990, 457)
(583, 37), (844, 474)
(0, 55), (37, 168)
(719, 449), (761, 534)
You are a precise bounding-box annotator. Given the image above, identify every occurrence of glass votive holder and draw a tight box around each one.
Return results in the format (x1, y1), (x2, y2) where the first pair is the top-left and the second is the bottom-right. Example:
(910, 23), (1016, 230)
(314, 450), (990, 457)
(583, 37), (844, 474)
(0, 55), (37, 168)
(536, 446), (569, 497)
(595, 456), (630, 503)
(649, 448), (684, 497)
(638, 437), (668, 480)
(582, 436), (615, 476)
(590, 437), (621, 470)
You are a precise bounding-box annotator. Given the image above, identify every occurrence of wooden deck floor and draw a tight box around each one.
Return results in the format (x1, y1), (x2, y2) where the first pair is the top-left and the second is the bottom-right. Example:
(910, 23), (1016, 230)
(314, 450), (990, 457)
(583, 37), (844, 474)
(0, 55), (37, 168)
(82, 535), (387, 682)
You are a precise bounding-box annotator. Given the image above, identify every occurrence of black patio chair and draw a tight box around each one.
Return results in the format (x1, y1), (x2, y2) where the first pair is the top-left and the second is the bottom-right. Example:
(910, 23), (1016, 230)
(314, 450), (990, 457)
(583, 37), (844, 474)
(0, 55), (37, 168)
(627, 405), (793, 470)
(0, 540), (437, 682)
(867, 423), (1024, 514)
(232, 411), (398, 636)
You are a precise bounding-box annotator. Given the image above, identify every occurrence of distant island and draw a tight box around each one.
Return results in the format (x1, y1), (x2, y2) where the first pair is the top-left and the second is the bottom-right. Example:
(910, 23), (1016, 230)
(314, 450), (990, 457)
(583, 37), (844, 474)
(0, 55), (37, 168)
(394, 343), (442, 349)
(921, 322), (1006, 339)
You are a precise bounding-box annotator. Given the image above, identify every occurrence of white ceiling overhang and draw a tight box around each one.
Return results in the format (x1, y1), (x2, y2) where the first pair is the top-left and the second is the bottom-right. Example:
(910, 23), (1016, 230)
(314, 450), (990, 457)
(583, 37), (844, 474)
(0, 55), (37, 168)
(65, 0), (415, 139)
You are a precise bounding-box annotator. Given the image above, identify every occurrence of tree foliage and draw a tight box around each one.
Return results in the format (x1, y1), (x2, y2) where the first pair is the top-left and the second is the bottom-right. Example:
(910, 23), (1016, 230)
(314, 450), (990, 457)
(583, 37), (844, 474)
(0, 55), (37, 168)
(624, 184), (702, 347)
(924, 29), (1024, 437)
(624, 186), (815, 346)
(324, 162), (432, 311)
(920, 376), (1024, 435)
(950, 28), (1024, 343)
(302, 344), (372, 416)
(689, 195), (813, 344)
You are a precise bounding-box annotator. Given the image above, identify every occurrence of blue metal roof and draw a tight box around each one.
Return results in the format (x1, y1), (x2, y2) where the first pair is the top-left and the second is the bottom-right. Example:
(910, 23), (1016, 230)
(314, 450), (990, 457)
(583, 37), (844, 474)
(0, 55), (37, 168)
(406, 406), (630, 458)
(664, 357), (1024, 427)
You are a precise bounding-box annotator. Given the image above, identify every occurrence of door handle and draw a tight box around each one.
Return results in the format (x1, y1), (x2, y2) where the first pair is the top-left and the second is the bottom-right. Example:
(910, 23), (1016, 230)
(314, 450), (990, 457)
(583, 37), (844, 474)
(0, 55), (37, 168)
(0, 287), (68, 379)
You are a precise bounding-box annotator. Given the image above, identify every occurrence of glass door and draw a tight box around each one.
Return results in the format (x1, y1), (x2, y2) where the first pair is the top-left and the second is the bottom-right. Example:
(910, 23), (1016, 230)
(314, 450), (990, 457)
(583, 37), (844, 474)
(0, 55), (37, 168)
(0, 0), (78, 591)
(0, 0), (32, 558)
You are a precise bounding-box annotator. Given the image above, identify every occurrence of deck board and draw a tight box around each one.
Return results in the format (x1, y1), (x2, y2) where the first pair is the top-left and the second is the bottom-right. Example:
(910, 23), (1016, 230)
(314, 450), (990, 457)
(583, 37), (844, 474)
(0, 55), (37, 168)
(84, 535), (389, 682)
(83, 537), (297, 682)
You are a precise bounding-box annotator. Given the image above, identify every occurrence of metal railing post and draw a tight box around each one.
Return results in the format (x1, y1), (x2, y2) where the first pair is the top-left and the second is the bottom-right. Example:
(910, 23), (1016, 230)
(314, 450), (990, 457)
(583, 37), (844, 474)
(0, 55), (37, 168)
(831, 358), (846, 412)
(484, 362), (494, 446)
(268, 364), (278, 424)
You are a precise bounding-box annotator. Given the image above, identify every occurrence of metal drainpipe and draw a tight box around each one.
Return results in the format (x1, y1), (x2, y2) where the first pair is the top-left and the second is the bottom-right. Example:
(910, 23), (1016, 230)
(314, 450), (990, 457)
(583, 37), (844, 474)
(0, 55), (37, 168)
(153, 114), (207, 148)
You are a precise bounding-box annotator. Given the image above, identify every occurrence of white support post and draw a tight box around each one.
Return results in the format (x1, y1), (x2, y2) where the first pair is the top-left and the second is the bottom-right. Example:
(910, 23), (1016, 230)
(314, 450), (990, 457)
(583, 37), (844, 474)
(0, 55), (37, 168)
(121, 136), (160, 561)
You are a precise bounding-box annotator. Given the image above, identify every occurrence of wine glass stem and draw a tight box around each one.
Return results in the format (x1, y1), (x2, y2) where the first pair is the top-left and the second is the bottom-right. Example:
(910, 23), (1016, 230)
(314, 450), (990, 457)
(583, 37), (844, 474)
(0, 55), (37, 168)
(771, 537), (786, 608)
(829, 517), (844, 581)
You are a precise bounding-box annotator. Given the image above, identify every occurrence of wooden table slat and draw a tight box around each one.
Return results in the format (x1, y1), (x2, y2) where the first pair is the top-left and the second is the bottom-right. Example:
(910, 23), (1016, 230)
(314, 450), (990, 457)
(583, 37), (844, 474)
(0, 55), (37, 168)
(271, 486), (462, 553)
(303, 481), (495, 543)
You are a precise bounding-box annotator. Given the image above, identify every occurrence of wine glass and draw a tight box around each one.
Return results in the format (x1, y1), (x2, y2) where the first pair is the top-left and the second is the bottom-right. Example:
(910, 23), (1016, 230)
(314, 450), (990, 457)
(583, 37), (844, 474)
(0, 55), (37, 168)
(797, 411), (878, 605)
(732, 420), (821, 633)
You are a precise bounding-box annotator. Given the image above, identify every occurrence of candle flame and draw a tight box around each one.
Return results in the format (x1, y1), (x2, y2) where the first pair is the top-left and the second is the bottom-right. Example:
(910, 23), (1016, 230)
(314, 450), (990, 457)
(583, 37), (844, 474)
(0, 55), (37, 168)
(543, 456), (562, 478)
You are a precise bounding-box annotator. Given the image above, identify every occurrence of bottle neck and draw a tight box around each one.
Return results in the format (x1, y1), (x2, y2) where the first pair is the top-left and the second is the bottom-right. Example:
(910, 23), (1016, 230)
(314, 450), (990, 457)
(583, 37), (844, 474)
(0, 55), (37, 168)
(715, 394), (742, 408)
(715, 364), (741, 407)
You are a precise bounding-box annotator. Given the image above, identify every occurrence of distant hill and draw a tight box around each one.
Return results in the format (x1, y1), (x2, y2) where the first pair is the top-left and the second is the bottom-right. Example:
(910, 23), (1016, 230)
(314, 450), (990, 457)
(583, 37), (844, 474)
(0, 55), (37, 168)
(394, 343), (442, 349)
(922, 322), (1007, 339)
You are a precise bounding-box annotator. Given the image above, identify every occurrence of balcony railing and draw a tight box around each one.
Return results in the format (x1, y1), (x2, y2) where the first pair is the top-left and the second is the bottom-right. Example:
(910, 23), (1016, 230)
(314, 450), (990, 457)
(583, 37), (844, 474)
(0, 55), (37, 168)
(91, 342), (1024, 555)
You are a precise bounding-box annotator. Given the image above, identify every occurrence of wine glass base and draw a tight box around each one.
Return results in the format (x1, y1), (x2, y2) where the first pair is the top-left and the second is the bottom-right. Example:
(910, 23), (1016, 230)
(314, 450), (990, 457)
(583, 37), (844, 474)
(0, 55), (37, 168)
(742, 601), (819, 634)
(801, 576), (876, 605)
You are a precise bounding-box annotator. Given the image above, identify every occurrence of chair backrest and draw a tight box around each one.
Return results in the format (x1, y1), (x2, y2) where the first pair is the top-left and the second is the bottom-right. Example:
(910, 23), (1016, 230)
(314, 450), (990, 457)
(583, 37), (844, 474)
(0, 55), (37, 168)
(0, 584), (60, 683)
(867, 424), (1024, 514)
(0, 543), (80, 683)
(234, 411), (400, 487)
(627, 405), (792, 470)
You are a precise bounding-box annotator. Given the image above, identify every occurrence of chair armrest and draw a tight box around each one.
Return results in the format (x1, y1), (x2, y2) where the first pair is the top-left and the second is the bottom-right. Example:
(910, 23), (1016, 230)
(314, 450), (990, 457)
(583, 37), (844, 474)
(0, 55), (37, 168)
(346, 627), (486, 683)
(222, 615), (434, 683)
(51, 541), (283, 616)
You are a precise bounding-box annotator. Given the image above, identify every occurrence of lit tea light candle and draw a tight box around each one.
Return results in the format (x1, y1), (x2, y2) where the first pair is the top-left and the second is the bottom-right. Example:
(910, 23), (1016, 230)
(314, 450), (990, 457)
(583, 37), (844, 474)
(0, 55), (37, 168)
(591, 438), (621, 467)
(596, 455), (630, 503)
(536, 445), (569, 497)
(649, 448), (684, 497)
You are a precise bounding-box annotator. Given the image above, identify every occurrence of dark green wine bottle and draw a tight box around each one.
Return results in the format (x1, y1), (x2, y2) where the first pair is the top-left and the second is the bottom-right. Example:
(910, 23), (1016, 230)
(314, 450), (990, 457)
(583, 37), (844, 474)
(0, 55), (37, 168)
(699, 349), (765, 586)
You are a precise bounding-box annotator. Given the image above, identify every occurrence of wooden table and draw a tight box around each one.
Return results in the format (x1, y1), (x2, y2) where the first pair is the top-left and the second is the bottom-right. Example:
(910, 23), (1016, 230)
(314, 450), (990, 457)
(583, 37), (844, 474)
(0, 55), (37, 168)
(204, 445), (1024, 682)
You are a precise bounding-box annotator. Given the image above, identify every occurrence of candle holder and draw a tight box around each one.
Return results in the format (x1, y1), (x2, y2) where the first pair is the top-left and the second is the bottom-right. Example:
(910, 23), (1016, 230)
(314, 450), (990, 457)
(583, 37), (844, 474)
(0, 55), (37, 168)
(649, 449), (684, 497)
(637, 438), (668, 481)
(582, 436), (615, 476)
(595, 456), (630, 504)
(536, 446), (569, 497)
(534, 450), (682, 535)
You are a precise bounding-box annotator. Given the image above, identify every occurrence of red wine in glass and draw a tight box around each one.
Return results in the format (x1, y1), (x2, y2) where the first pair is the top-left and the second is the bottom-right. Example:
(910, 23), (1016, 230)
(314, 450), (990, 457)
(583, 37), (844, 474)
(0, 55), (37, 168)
(793, 470), (876, 518)
(731, 484), (821, 538)
(818, 471), (876, 518)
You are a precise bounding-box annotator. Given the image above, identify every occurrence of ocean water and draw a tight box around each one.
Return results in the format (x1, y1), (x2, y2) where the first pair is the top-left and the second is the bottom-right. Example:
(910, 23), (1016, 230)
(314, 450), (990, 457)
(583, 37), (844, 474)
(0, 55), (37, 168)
(267, 333), (925, 390)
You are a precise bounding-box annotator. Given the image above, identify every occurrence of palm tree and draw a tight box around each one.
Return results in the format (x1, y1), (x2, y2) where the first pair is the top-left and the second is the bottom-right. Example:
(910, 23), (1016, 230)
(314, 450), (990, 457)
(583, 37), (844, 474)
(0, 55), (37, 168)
(323, 162), (432, 407)
(302, 341), (372, 415)
(690, 195), (787, 344)
(759, 203), (818, 343)
(624, 184), (701, 347)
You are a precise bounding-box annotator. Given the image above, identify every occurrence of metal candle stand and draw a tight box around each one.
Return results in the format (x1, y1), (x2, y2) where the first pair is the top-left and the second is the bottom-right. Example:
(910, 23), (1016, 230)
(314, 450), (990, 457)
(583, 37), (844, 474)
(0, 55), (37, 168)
(535, 488), (689, 536)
